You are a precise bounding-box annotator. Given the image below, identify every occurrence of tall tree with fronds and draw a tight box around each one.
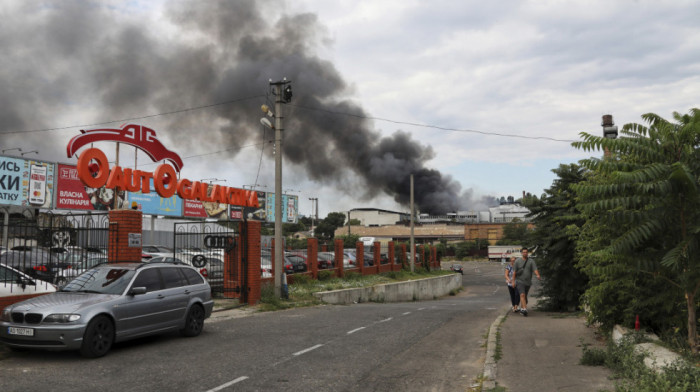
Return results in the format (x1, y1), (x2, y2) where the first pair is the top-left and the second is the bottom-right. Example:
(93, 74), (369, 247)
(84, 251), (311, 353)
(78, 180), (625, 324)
(572, 109), (700, 353)
(524, 163), (587, 311)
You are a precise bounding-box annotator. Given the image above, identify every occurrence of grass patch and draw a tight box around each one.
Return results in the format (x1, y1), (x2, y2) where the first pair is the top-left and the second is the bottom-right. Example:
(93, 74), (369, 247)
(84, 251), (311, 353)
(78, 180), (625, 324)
(580, 336), (700, 391)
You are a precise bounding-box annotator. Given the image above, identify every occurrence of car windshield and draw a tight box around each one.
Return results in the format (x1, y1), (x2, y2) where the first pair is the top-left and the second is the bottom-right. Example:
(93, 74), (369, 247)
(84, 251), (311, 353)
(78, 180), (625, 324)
(61, 267), (136, 295)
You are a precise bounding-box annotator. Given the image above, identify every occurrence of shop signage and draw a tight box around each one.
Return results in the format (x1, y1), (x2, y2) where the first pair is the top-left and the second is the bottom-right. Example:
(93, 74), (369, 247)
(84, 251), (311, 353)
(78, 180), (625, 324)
(66, 125), (258, 208)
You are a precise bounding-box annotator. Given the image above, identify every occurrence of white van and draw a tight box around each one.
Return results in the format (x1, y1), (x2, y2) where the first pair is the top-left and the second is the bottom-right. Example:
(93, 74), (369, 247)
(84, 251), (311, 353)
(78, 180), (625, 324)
(359, 237), (376, 247)
(0, 263), (56, 299)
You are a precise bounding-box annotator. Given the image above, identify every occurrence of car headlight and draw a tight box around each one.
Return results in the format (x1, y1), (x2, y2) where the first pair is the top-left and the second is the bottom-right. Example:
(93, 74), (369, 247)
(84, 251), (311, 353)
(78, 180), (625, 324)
(1, 309), (10, 322)
(43, 314), (81, 323)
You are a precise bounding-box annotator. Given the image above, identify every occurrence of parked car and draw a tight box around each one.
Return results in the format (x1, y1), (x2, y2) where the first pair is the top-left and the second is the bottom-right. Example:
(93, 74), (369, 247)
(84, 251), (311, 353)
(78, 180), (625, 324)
(0, 262), (214, 358)
(53, 255), (110, 287)
(0, 248), (64, 284)
(262, 251), (296, 275)
(317, 252), (354, 269)
(202, 257), (224, 292)
(344, 250), (374, 266)
(145, 255), (217, 286)
(450, 264), (464, 275)
(0, 263), (56, 298)
(141, 245), (175, 259)
(285, 253), (307, 273)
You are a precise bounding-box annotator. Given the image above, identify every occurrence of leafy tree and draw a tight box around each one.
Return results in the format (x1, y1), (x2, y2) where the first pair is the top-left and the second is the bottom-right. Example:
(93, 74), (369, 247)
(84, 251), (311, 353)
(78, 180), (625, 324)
(496, 219), (532, 245)
(524, 163), (588, 311)
(315, 212), (347, 240)
(336, 234), (360, 248)
(572, 109), (700, 353)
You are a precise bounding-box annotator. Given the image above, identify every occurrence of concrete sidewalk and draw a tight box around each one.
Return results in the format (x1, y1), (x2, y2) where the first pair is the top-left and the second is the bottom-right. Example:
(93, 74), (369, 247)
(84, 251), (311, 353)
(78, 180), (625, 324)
(488, 298), (615, 392)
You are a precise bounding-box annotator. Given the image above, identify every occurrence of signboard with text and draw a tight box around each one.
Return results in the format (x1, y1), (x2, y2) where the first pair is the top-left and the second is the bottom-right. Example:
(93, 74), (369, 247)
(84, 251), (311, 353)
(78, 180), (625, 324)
(265, 193), (298, 224)
(0, 156), (54, 208)
(127, 178), (182, 216)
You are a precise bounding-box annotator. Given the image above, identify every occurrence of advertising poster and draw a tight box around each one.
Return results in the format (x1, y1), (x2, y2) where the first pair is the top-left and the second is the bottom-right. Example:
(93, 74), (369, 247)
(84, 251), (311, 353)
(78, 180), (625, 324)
(55, 164), (128, 211)
(183, 184), (228, 219)
(0, 156), (54, 208)
(265, 193), (298, 224)
(243, 191), (266, 221)
(127, 178), (181, 216)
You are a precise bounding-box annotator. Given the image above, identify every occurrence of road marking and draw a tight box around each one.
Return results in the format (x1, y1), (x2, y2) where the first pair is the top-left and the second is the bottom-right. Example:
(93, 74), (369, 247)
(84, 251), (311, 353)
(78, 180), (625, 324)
(293, 344), (324, 356)
(402, 312), (411, 315)
(417, 307), (426, 311)
(347, 327), (366, 334)
(206, 376), (249, 392)
(379, 317), (393, 323)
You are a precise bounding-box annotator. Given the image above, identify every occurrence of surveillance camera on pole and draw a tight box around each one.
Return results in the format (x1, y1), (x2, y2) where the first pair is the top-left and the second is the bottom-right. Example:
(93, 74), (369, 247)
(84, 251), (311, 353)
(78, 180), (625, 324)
(602, 114), (618, 139)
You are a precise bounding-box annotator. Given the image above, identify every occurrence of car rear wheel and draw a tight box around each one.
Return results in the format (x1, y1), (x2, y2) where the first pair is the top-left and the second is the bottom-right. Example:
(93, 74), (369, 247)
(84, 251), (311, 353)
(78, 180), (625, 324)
(80, 315), (114, 358)
(180, 304), (205, 337)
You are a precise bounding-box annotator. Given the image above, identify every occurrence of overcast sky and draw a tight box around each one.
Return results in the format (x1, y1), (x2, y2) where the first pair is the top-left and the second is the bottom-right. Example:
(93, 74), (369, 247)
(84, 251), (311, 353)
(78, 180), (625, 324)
(1, 0), (699, 218)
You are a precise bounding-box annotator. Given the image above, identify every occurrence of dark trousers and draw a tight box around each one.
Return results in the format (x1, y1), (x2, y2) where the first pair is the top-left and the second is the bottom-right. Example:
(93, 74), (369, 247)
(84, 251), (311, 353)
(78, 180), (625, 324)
(507, 285), (519, 307)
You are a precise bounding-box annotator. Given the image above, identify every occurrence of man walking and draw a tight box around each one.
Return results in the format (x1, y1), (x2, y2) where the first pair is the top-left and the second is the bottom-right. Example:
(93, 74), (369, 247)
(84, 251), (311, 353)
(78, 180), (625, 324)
(513, 247), (540, 316)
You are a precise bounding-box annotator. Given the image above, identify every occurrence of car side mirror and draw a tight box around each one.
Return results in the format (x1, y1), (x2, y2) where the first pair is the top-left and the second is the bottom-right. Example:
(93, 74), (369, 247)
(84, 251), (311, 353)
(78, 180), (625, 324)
(129, 287), (147, 296)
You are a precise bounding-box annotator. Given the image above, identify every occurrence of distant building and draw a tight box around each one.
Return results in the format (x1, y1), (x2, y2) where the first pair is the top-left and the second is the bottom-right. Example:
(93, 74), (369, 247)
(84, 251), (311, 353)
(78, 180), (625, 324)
(489, 204), (531, 223)
(345, 208), (410, 227)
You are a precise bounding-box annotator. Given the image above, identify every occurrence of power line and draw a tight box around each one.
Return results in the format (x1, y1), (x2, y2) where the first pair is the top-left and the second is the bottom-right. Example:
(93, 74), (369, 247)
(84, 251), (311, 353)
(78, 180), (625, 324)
(289, 103), (577, 143)
(2, 92), (577, 143)
(0, 94), (266, 135)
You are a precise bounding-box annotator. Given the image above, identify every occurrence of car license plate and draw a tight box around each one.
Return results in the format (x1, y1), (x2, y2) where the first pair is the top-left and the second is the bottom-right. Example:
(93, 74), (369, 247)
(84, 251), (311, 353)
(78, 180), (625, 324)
(8, 327), (34, 336)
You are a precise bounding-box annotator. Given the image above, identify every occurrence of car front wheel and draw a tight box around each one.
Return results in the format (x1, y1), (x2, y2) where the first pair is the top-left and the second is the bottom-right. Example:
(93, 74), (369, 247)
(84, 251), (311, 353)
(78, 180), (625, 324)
(180, 304), (205, 337)
(80, 315), (114, 358)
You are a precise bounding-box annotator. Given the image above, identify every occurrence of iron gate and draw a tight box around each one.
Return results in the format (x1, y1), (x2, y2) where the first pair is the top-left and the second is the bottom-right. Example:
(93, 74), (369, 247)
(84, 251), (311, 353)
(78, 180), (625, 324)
(0, 209), (112, 287)
(173, 222), (244, 300)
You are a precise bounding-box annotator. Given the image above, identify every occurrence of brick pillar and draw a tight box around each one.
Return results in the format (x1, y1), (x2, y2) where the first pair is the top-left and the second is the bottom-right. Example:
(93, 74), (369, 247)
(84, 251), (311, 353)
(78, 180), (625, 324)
(432, 246), (438, 269)
(108, 209), (142, 263)
(244, 220), (261, 305)
(400, 244), (407, 270)
(388, 241), (395, 271)
(271, 239), (276, 277)
(373, 241), (380, 271)
(356, 242), (365, 275)
(308, 238), (318, 280)
(223, 235), (241, 300)
(420, 245), (426, 270)
(334, 239), (344, 278)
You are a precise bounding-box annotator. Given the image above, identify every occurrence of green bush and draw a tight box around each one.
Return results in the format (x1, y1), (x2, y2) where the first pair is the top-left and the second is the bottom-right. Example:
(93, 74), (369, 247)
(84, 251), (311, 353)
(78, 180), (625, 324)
(317, 270), (333, 281)
(344, 271), (362, 281)
(292, 274), (312, 285)
(580, 337), (700, 391)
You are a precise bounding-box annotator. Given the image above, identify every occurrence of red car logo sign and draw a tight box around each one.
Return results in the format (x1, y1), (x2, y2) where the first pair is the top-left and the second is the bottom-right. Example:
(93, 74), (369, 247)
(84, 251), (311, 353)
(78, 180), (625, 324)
(66, 124), (184, 172)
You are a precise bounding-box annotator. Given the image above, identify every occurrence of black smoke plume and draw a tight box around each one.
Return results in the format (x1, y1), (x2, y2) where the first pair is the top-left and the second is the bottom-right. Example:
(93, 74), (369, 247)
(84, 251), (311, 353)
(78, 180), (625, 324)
(0, 0), (496, 214)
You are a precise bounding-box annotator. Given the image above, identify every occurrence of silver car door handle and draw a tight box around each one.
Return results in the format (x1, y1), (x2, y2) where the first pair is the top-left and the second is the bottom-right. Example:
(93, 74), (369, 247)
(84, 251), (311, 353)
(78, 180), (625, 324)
(157, 295), (165, 299)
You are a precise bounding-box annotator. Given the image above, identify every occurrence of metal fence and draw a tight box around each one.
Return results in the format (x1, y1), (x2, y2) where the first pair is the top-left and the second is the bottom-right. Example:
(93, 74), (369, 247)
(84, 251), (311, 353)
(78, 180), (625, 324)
(1, 211), (111, 290)
(173, 222), (240, 298)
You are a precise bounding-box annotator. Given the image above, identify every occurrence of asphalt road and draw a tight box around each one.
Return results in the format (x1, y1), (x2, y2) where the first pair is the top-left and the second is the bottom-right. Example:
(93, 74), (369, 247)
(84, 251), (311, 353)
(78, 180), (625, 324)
(0, 261), (508, 392)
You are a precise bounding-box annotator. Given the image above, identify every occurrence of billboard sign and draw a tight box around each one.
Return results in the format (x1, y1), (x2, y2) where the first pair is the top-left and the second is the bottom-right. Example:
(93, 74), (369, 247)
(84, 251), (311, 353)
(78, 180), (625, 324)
(127, 178), (181, 216)
(0, 156), (54, 208)
(265, 193), (298, 224)
(55, 164), (128, 210)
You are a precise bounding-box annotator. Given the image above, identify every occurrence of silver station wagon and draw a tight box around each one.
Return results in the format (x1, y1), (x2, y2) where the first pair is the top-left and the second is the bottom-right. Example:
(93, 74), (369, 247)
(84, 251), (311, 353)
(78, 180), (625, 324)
(0, 262), (214, 358)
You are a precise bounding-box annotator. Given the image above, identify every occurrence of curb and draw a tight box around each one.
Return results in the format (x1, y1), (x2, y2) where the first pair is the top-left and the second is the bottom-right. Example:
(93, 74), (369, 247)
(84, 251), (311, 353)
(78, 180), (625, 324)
(482, 304), (511, 390)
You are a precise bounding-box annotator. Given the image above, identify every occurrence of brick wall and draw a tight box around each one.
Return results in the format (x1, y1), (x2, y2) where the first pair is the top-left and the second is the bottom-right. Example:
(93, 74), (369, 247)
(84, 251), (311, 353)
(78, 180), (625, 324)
(108, 209), (143, 262)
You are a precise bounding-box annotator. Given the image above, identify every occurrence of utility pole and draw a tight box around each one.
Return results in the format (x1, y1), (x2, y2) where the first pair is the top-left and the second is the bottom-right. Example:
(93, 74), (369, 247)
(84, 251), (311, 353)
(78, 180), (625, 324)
(309, 197), (318, 234)
(410, 174), (415, 272)
(269, 78), (292, 297)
